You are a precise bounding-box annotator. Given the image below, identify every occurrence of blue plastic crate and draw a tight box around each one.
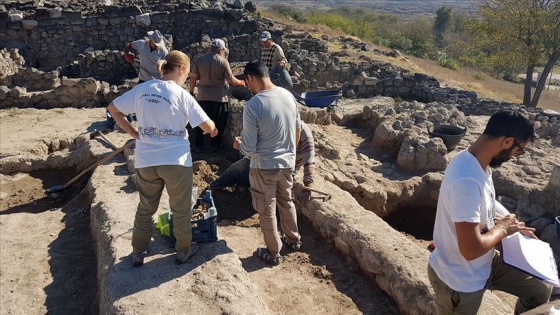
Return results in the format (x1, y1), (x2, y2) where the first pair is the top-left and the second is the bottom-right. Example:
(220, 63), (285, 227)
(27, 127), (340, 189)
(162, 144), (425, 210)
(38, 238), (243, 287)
(169, 190), (218, 246)
(191, 215), (218, 243)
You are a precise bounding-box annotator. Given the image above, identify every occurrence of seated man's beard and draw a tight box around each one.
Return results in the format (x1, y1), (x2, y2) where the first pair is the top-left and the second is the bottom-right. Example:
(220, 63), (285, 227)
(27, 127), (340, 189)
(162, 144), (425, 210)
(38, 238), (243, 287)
(489, 147), (514, 168)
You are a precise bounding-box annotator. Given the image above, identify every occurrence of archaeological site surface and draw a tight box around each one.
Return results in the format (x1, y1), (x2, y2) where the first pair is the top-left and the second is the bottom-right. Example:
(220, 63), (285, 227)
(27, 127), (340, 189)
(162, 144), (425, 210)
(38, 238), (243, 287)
(1, 1), (559, 314)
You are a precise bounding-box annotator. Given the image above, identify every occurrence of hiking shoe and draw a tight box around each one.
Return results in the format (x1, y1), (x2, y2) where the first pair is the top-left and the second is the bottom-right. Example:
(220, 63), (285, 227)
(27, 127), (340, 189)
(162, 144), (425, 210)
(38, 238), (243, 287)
(255, 247), (283, 266)
(132, 251), (147, 267)
(175, 243), (199, 265)
(281, 233), (302, 251)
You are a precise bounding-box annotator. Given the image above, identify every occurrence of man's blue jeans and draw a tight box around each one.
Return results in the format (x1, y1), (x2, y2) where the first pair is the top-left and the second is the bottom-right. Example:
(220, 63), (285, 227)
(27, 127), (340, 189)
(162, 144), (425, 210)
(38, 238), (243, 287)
(270, 66), (293, 90)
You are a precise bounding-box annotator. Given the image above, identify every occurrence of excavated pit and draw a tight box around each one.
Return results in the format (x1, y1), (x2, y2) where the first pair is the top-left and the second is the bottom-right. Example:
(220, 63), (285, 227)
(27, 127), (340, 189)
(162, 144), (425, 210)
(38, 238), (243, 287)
(384, 205), (437, 241)
(0, 166), (98, 314)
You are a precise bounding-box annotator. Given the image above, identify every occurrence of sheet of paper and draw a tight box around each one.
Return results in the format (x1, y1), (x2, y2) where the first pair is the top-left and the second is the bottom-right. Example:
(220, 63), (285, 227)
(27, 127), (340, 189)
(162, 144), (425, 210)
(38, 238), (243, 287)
(501, 232), (559, 286)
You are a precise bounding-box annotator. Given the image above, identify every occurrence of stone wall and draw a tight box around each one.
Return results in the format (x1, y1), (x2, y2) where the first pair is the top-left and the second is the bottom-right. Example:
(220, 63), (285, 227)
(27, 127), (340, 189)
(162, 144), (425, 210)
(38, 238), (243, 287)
(7, 67), (60, 91)
(0, 2), (262, 71)
(64, 50), (137, 85)
(2, 4), (559, 141)
(1, 77), (113, 109)
(283, 35), (559, 139)
(0, 48), (25, 85)
(460, 100), (560, 139)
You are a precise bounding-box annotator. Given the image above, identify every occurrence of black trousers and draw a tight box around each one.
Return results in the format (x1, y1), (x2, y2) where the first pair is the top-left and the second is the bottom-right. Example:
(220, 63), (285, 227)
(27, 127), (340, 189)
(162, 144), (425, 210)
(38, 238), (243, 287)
(193, 101), (228, 148)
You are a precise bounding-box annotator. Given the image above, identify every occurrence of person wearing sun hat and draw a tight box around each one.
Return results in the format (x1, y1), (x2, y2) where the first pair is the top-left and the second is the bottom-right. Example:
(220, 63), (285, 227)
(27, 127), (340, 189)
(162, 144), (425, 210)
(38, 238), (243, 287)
(259, 30), (293, 89)
(189, 38), (246, 153)
(123, 30), (169, 83)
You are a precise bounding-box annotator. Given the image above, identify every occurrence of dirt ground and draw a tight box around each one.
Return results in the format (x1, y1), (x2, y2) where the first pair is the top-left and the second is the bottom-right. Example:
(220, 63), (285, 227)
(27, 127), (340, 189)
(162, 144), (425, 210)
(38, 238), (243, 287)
(0, 108), (398, 315)
(1, 34), (552, 313)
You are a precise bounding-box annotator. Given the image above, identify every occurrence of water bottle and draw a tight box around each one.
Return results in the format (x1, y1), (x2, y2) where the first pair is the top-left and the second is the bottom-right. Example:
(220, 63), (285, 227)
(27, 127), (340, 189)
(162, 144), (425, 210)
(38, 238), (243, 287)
(205, 190), (217, 217)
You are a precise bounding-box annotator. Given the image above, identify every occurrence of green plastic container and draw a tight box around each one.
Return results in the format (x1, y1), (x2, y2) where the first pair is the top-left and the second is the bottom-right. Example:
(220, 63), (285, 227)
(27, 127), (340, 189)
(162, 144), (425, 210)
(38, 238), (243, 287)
(155, 212), (171, 237)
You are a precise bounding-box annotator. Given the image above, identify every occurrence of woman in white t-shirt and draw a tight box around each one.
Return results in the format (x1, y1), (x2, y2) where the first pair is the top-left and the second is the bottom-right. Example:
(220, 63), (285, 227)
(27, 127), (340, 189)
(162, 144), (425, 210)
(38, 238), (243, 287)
(107, 51), (218, 266)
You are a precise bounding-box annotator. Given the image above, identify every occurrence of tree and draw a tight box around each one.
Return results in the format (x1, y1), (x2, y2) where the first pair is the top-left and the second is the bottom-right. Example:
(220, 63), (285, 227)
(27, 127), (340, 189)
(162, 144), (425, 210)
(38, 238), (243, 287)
(471, 0), (560, 107)
(434, 6), (452, 47)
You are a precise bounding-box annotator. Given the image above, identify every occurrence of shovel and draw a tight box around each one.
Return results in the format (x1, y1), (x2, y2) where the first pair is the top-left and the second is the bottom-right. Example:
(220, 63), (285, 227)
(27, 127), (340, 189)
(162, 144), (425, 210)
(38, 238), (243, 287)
(302, 186), (332, 201)
(46, 139), (135, 198)
(90, 129), (118, 150)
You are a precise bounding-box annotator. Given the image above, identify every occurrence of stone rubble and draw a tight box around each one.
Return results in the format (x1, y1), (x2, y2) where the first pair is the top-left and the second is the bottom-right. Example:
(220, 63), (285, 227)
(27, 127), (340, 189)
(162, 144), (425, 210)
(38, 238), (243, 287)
(1, 0), (559, 314)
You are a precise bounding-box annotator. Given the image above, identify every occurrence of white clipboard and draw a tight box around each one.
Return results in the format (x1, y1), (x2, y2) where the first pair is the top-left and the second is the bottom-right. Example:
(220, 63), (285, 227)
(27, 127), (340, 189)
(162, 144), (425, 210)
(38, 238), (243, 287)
(501, 232), (559, 286)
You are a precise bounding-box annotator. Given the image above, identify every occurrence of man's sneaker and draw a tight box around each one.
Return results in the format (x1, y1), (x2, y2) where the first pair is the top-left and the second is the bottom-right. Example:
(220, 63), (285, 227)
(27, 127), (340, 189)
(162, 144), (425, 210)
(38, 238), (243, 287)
(281, 233), (302, 251)
(255, 247), (283, 266)
(132, 251), (147, 267)
(175, 243), (199, 265)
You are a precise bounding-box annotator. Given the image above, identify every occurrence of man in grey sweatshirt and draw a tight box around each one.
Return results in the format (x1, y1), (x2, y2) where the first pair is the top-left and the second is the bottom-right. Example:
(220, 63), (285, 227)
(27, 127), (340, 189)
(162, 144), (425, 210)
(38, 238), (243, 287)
(234, 60), (302, 265)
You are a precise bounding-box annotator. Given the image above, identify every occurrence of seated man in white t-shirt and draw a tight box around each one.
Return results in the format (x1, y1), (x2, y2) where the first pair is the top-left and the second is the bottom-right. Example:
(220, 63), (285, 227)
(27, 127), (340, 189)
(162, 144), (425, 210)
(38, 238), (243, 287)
(428, 109), (552, 314)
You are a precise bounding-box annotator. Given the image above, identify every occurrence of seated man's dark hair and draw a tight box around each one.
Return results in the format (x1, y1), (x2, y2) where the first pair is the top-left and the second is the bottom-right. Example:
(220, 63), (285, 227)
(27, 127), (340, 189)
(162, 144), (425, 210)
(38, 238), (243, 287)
(243, 60), (269, 78)
(483, 109), (536, 142)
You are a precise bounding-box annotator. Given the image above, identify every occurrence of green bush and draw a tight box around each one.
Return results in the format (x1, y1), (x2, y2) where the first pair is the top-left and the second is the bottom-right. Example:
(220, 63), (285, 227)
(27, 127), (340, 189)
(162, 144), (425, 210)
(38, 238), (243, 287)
(268, 5), (308, 22)
(437, 56), (460, 70)
(307, 12), (374, 40)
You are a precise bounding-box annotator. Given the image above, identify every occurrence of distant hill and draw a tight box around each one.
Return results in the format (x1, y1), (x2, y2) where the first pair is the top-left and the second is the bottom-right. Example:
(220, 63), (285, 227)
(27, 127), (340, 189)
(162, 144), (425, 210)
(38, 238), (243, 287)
(250, 0), (474, 18)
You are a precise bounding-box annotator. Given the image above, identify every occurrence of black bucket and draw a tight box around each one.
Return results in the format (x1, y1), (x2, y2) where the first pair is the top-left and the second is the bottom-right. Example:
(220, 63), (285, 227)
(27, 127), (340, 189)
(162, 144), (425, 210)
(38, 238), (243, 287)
(229, 74), (252, 101)
(428, 124), (467, 151)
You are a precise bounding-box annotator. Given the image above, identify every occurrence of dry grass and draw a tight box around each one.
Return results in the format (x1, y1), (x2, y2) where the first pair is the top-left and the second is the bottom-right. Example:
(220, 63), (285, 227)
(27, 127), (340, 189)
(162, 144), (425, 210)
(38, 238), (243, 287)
(262, 10), (560, 112)
(407, 56), (560, 112)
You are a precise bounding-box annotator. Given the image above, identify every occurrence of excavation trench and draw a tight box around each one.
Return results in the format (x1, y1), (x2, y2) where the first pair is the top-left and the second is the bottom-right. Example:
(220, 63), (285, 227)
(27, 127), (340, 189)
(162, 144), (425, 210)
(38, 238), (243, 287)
(1, 113), (516, 314)
(2, 136), (400, 314)
(0, 166), (98, 315)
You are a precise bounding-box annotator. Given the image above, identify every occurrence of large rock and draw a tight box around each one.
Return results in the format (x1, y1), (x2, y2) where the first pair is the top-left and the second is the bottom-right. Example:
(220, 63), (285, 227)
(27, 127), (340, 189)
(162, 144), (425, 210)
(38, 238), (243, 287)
(397, 135), (448, 173)
(135, 13), (150, 27)
(371, 121), (406, 158)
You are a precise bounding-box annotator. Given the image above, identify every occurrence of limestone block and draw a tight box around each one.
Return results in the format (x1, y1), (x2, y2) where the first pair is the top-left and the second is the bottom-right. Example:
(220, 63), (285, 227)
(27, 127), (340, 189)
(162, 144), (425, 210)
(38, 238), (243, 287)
(351, 74), (365, 86)
(371, 121), (406, 158)
(8, 10), (22, 22)
(85, 18), (98, 27)
(553, 134), (560, 146)
(49, 8), (62, 18)
(83, 78), (100, 94)
(225, 9), (243, 20)
(549, 164), (560, 188)
(364, 76), (378, 86)
(8, 86), (26, 97)
(135, 13), (150, 27)
(0, 85), (9, 100)
(7, 20), (21, 30)
(109, 17), (122, 25)
(61, 78), (79, 86)
(397, 136), (448, 173)
(21, 19), (38, 30)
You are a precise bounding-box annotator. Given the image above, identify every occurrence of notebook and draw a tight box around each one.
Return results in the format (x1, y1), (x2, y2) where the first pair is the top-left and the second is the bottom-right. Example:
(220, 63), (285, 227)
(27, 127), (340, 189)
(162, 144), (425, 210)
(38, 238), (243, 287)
(501, 232), (559, 286)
